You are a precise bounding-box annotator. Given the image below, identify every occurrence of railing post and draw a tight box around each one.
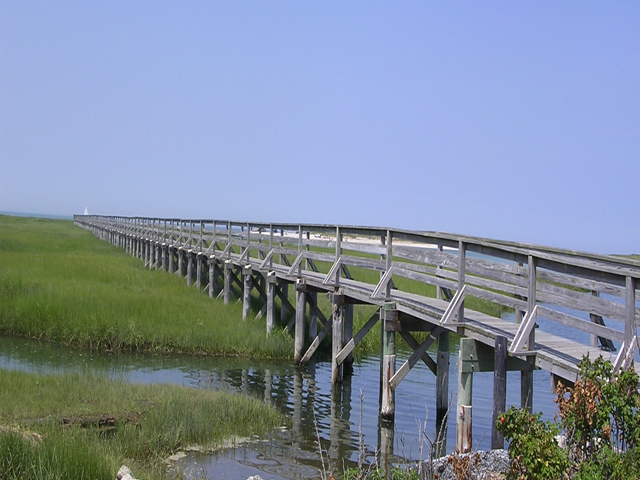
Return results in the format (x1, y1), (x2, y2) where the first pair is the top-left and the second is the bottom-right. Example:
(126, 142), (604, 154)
(626, 276), (636, 350)
(385, 230), (393, 298)
(522, 254), (537, 411)
(335, 227), (342, 288)
(457, 240), (466, 321)
(436, 242), (443, 300)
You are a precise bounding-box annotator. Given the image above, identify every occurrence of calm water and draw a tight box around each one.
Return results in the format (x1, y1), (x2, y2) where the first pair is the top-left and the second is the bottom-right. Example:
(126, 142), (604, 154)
(0, 335), (561, 479)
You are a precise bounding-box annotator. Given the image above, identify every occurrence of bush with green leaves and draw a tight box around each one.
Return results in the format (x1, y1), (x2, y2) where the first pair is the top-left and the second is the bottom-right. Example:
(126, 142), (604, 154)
(497, 407), (569, 480)
(497, 355), (640, 480)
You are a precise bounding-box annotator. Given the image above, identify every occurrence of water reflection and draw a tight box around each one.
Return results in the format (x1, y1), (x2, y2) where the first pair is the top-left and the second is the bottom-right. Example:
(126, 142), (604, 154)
(0, 335), (561, 479)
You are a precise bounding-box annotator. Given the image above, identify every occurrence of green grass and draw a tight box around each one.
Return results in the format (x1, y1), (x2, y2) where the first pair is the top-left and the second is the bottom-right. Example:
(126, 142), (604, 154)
(0, 369), (285, 479)
(0, 215), (292, 358)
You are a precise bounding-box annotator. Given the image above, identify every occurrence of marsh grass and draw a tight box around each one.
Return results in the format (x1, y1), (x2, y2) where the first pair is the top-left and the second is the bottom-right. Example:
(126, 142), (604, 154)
(0, 369), (285, 479)
(0, 215), (292, 358)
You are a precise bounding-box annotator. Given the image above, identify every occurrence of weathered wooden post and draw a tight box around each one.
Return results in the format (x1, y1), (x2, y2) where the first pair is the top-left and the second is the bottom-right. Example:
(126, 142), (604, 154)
(344, 303), (354, 374)
(457, 240), (466, 321)
(280, 281), (289, 324)
(223, 260), (233, 305)
(208, 258), (219, 298)
(308, 291), (318, 341)
(242, 266), (252, 320)
(435, 330), (450, 457)
(196, 254), (203, 289)
(187, 252), (194, 286)
(457, 337), (473, 453)
(294, 279), (307, 364)
(491, 335), (508, 449)
(177, 248), (184, 276)
(378, 416), (395, 477)
(266, 272), (277, 335)
(168, 247), (175, 273)
(148, 242), (154, 269)
(522, 255), (536, 411)
(381, 303), (398, 418)
(330, 291), (345, 386)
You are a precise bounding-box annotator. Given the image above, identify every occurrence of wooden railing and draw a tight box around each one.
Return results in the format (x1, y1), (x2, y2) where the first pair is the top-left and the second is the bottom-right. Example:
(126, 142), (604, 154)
(74, 215), (640, 372)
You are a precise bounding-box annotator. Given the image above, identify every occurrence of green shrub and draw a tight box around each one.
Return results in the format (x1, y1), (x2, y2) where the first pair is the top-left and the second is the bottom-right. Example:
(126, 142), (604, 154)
(497, 407), (569, 480)
(498, 355), (640, 480)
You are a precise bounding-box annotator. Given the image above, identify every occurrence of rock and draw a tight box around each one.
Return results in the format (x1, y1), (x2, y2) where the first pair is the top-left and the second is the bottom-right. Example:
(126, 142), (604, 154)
(166, 451), (187, 462)
(425, 450), (510, 480)
(116, 465), (136, 480)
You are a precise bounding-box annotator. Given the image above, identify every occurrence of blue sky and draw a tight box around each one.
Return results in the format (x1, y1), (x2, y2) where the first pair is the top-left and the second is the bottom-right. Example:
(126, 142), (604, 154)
(1, 2), (638, 254)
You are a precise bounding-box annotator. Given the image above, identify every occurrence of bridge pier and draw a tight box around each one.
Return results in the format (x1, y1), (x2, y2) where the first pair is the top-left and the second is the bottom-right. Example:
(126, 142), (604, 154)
(457, 337), (474, 453)
(208, 258), (220, 298)
(223, 261), (233, 305)
(154, 242), (160, 270)
(168, 247), (175, 273)
(242, 266), (253, 320)
(177, 248), (184, 276)
(196, 254), (203, 289)
(187, 252), (194, 286)
(266, 272), (277, 335)
(280, 281), (289, 324)
(330, 292), (345, 387)
(308, 291), (318, 341)
(381, 303), (398, 419)
(344, 303), (354, 374)
(435, 331), (450, 457)
(294, 279), (307, 364)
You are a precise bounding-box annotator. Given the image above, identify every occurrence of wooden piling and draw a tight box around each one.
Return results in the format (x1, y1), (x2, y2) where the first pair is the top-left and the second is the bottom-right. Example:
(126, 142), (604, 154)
(196, 255), (203, 289)
(187, 253), (193, 286)
(435, 330), (450, 457)
(280, 282), (289, 324)
(168, 247), (175, 273)
(177, 249), (184, 276)
(457, 337), (473, 453)
(266, 272), (277, 336)
(344, 303), (354, 374)
(491, 335), (507, 449)
(242, 266), (252, 320)
(308, 291), (318, 341)
(381, 303), (398, 419)
(208, 260), (215, 298)
(223, 261), (232, 305)
(294, 279), (307, 364)
(330, 292), (345, 386)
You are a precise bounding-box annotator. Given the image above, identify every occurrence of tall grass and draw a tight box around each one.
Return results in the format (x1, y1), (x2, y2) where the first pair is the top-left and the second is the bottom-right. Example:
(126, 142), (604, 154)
(0, 369), (285, 479)
(0, 215), (292, 358)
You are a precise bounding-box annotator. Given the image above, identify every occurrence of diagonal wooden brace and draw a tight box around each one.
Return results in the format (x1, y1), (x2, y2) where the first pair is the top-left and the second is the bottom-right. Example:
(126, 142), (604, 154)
(509, 305), (539, 354)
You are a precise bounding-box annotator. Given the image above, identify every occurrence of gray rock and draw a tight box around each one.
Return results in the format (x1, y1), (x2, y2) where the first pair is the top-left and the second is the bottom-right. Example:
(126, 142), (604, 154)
(424, 450), (509, 480)
(116, 465), (136, 480)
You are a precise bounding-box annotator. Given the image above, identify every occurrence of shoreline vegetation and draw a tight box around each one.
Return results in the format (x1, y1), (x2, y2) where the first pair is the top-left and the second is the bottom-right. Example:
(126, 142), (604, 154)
(0, 215), (293, 358)
(0, 369), (286, 479)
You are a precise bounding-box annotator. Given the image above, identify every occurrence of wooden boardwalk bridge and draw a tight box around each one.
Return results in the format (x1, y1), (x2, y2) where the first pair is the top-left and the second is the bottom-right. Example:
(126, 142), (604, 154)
(74, 215), (640, 453)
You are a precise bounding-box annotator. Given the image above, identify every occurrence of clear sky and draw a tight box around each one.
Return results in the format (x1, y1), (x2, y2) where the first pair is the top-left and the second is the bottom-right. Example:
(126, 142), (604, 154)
(1, 2), (638, 254)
